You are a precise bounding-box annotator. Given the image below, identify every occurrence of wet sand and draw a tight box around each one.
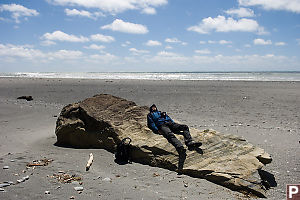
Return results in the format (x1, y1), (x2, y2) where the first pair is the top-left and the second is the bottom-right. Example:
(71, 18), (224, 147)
(0, 78), (299, 199)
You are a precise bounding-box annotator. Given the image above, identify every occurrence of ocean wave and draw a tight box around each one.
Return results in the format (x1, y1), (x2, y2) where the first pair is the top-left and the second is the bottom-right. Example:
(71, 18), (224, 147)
(1, 72), (300, 81)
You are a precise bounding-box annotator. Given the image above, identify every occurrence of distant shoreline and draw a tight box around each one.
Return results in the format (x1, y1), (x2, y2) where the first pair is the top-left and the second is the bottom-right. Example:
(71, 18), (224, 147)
(1, 72), (300, 81)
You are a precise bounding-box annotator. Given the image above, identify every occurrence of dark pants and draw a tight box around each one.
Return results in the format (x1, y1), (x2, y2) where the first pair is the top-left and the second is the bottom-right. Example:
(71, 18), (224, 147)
(159, 121), (193, 151)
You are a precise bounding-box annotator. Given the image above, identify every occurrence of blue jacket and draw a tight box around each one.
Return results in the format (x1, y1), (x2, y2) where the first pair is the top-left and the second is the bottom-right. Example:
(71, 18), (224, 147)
(147, 110), (174, 133)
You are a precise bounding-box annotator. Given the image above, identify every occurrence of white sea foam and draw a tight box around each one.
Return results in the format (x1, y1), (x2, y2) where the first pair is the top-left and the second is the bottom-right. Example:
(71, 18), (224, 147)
(0, 72), (300, 81)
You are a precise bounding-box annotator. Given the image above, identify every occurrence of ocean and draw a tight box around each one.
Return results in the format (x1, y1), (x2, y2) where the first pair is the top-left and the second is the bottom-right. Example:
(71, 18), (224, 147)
(1, 72), (300, 81)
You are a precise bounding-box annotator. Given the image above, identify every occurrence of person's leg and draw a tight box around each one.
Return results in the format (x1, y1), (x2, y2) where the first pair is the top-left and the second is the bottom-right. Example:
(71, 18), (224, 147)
(160, 123), (187, 170)
(168, 122), (193, 145)
(159, 124), (184, 150)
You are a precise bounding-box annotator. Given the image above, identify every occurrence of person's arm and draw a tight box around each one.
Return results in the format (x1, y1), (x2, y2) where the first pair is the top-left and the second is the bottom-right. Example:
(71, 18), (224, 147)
(147, 114), (159, 134)
(165, 113), (174, 123)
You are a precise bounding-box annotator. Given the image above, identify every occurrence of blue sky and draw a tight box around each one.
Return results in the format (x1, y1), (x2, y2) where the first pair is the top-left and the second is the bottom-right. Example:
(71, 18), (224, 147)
(1, 0), (300, 72)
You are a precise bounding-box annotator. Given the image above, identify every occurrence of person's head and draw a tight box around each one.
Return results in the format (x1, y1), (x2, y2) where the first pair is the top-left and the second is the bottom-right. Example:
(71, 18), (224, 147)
(150, 104), (157, 112)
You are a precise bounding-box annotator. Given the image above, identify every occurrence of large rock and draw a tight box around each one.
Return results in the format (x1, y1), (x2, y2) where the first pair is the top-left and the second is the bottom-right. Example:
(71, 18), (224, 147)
(55, 94), (273, 197)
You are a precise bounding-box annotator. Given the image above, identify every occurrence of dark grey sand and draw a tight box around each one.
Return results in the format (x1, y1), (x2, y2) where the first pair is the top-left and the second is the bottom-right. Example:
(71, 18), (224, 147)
(0, 78), (299, 199)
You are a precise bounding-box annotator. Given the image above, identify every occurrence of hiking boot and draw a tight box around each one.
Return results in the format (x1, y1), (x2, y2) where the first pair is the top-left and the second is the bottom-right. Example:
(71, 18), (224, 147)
(177, 147), (186, 170)
(186, 140), (202, 149)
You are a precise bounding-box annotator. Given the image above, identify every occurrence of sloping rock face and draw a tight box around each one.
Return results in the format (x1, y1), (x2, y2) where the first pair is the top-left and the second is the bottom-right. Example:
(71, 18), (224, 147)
(55, 94), (273, 197)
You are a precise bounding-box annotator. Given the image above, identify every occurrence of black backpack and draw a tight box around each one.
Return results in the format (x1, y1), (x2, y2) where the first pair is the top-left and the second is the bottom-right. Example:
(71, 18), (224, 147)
(115, 137), (132, 164)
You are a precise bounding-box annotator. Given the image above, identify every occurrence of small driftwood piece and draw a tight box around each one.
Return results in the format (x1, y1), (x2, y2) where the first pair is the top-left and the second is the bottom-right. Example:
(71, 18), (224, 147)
(86, 153), (93, 171)
(27, 159), (53, 167)
(17, 96), (33, 101)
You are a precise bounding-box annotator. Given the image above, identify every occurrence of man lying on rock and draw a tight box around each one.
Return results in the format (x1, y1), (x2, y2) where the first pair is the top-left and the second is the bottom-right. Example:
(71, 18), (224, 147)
(147, 104), (202, 169)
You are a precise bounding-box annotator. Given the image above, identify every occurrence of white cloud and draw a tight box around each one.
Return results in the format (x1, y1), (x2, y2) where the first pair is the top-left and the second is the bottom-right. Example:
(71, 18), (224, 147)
(64, 8), (105, 19)
(49, 50), (83, 60)
(0, 44), (44, 59)
(165, 45), (173, 49)
(141, 7), (156, 15)
(191, 54), (294, 70)
(84, 44), (106, 50)
(165, 37), (187, 45)
(157, 51), (178, 57)
(101, 19), (148, 34)
(0, 44), (83, 61)
(121, 41), (131, 47)
(124, 56), (139, 63)
(187, 15), (266, 35)
(219, 40), (232, 45)
(41, 40), (56, 46)
(165, 37), (180, 43)
(129, 48), (149, 55)
(89, 53), (117, 62)
(90, 34), (115, 43)
(145, 40), (162, 46)
(195, 49), (211, 54)
(181, 42), (188, 46)
(253, 38), (272, 45)
(65, 8), (91, 18)
(205, 40), (232, 45)
(275, 42), (286, 46)
(1, 43), (299, 71)
(244, 44), (251, 48)
(47, 0), (167, 15)
(42, 31), (89, 42)
(239, 0), (300, 13)
(225, 7), (255, 17)
(0, 4), (39, 23)
(147, 51), (189, 65)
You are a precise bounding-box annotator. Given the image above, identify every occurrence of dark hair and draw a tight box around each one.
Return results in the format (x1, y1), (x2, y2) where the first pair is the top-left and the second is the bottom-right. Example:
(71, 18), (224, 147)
(150, 104), (157, 112)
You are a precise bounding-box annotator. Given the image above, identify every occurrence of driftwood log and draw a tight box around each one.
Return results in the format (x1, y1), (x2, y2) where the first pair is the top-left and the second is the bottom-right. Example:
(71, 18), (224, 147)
(86, 153), (93, 171)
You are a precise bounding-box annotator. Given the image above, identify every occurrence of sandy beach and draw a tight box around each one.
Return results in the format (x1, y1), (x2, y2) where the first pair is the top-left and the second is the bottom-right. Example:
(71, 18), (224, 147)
(0, 77), (299, 199)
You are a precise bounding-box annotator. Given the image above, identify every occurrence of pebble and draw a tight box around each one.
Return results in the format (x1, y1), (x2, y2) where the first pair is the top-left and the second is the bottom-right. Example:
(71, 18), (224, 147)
(17, 175), (30, 183)
(4, 181), (14, 185)
(74, 186), (83, 191)
(70, 196), (75, 199)
(103, 177), (112, 182)
(0, 183), (10, 188)
(45, 191), (50, 194)
(10, 160), (15, 162)
(17, 179), (24, 183)
(184, 184), (188, 188)
(93, 176), (101, 180)
(0, 188), (5, 192)
(3, 166), (9, 169)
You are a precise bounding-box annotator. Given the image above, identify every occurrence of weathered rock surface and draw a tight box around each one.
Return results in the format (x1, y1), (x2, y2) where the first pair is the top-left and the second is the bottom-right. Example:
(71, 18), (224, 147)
(55, 94), (273, 197)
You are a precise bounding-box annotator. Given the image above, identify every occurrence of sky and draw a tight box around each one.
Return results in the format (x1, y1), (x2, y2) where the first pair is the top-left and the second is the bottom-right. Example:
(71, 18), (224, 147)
(0, 0), (300, 72)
